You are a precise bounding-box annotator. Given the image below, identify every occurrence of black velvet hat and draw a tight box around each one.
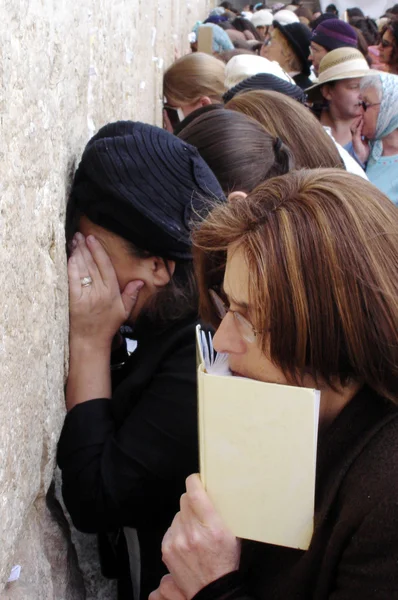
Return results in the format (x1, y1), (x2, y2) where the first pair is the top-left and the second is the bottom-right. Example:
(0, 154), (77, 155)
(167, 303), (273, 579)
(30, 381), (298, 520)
(70, 121), (226, 260)
(273, 21), (312, 76)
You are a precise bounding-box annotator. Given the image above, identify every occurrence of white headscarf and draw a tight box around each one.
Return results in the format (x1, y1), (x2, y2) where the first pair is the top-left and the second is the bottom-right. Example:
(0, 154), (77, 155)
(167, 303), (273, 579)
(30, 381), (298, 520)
(363, 72), (398, 164)
(225, 54), (295, 89)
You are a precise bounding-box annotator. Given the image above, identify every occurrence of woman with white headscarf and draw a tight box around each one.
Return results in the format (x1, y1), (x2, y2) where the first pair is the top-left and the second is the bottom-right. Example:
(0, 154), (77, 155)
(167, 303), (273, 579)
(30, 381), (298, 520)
(352, 71), (398, 204)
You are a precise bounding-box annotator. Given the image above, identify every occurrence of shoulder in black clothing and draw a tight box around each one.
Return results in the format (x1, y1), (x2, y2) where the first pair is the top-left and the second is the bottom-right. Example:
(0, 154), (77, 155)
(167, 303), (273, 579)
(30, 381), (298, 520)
(293, 73), (313, 90)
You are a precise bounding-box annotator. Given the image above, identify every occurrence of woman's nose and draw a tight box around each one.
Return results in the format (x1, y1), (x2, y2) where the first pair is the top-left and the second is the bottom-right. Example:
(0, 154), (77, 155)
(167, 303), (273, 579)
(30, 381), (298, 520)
(213, 313), (246, 355)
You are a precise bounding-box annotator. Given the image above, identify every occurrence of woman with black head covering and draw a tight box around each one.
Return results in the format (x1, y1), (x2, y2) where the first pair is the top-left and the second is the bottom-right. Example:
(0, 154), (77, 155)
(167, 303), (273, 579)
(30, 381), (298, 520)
(57, 121), (226, 600)
(262, 21), (313, 89)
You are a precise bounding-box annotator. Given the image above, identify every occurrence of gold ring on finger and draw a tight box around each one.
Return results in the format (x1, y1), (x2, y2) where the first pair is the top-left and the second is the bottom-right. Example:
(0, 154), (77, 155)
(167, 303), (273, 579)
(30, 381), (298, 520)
(81, 276), (93, 287)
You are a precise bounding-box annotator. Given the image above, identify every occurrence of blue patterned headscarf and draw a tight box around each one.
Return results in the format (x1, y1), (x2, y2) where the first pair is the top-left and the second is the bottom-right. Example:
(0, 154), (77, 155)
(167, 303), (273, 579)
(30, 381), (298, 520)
(366, 72), (398, 164)
(192, 23), (234, 53)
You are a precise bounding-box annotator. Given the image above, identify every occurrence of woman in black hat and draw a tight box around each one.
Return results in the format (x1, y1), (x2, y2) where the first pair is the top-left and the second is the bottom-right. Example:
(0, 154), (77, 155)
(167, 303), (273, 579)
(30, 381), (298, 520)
(57, 121), (226, 600)
(262, 21), (313, 89)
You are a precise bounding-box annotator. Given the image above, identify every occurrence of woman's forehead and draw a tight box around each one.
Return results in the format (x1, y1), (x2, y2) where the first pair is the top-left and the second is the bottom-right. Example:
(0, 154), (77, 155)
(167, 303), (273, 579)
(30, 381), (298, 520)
(224, 245), (250, 301)
(384, 29), (394, 41)
(362, 86), (379, 101)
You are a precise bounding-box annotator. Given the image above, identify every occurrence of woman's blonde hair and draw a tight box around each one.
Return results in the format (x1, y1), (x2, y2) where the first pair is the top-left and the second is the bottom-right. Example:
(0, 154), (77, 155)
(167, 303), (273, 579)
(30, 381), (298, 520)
(194, 169), (398, 401)
(272, 28), (302, 72)
(163, 53), (226, 106)
(226, 90), (344, 169)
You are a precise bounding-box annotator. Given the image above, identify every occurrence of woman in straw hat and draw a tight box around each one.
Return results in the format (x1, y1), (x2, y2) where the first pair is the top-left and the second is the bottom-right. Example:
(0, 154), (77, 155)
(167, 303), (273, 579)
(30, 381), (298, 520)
(306, 47), (370, 160)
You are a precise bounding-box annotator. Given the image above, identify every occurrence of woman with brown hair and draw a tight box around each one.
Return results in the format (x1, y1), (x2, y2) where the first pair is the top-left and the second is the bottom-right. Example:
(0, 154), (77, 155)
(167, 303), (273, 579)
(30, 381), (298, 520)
(151, 169), (398, 600)
(378, 19), (398, 73)
(163, 53), (226, 132)
(231, 16), (263, 41)
(226, 90), (344, 169)
(177, 109), (292, 194)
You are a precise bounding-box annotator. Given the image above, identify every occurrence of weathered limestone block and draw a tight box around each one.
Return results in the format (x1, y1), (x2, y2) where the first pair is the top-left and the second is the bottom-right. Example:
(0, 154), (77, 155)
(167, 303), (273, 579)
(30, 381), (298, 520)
(0, 0), (213, 597)
(1, 490), (85, 600)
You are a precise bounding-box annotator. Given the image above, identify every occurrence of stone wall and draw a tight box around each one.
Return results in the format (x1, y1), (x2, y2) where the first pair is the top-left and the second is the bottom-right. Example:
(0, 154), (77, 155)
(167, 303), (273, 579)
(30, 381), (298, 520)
(0, 1), (213, 597)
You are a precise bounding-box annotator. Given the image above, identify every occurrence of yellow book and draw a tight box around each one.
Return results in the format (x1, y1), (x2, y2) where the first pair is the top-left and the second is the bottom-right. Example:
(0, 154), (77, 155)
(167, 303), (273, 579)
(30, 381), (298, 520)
(196, 326), (320, 551)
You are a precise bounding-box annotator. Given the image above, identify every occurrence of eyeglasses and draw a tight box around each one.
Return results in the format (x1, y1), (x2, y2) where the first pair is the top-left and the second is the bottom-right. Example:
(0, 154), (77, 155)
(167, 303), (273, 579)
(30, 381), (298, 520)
(380, 38), (393, 48)
(209, 289), (261, 344)
(163, 104), (185, 130)
(361, 101), (381, 111)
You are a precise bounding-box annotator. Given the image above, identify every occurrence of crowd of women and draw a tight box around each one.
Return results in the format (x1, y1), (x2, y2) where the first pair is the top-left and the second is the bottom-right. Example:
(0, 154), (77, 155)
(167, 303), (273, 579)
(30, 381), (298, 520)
(57, 3), (398, 600)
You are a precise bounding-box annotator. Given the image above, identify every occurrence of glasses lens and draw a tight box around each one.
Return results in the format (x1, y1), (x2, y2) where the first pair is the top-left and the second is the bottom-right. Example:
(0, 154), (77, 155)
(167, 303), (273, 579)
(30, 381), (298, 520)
(164, 106), (182, 129)
(209, 290), (227, 321)
(234, 312), (256, 344)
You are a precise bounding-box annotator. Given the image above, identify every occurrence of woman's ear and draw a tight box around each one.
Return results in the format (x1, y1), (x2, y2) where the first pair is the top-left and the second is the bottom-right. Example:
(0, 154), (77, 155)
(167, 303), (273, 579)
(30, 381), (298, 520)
(228, 191), (248, 202)
(320, 85), (332, 102)
(200, 96), (212, 107)
(151, 257), (176, 287)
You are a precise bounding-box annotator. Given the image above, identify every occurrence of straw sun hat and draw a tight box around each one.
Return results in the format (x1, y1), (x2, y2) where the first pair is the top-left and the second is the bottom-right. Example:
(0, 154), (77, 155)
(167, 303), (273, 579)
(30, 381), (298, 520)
(306, 47), (371, 102)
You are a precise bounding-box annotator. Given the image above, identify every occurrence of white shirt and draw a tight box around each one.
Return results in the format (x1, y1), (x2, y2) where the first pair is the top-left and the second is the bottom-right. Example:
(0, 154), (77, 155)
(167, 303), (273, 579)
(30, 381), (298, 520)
(323, 127), (368, 180)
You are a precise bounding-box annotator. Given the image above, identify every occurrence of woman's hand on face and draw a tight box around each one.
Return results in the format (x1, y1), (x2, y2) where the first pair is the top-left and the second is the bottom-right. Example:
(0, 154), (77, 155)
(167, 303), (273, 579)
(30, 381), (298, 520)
(149, 575), (186, 600)
(351, 116), (370, 165)
(68, 233), (144, 346)
(161, 474), (241, 600)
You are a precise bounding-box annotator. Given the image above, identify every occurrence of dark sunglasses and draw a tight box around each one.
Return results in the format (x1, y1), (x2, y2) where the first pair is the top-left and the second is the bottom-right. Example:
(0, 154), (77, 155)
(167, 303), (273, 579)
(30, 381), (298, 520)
(163, 104), (185, 129)
(380, 38), (393, 48)
(361, 101), (381, 111)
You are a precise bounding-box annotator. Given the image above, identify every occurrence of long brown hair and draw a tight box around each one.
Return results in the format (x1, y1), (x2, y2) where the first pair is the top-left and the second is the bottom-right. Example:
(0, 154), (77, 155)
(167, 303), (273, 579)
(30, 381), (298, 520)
(383, 19), (398, 73)
(193, 169), (398, 401)
(178, 109), (293, 193)
(226, 90), (344, 169)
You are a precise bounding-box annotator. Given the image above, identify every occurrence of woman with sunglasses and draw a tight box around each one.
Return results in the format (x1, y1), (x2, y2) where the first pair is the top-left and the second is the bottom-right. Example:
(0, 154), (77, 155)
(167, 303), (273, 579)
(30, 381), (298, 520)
(351, 71), (398, 204)
(378, 19), (398, 74)
(163, 53), (226, 133)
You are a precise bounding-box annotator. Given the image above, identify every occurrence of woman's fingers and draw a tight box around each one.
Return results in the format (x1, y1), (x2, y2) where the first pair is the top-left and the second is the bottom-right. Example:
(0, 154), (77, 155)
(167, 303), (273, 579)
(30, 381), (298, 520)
(185, 474), (219, 526)
(71, 236), (91, 280)
(75, 232), (101, 282)
(68, 255), (84, 301)
(161, 477), (241, 599)
(162, 512), (183, 559)
(149, 575), (186, 600)
(350, 116), (363, 136)
(85, 235), (119, 288)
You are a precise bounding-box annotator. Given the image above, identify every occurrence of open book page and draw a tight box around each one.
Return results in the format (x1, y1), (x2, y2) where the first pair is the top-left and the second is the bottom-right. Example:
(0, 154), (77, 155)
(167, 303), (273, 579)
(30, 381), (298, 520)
(195, 324), (230, 376)
(196, 326), (320, 550)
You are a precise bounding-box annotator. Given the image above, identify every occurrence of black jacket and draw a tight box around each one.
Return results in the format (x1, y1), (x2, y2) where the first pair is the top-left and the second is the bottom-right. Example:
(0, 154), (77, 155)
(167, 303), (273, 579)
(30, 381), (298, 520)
(293, 73), (313, 90)
(57, 315), (199, 599)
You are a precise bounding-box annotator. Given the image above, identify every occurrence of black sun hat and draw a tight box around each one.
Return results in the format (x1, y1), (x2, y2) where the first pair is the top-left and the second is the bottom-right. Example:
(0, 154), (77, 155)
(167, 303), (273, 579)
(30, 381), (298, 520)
(273, 21), (312, 76)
